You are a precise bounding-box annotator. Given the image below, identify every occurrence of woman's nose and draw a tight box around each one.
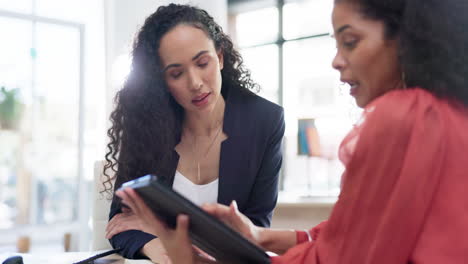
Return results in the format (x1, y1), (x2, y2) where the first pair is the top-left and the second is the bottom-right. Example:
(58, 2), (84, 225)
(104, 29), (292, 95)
(188, 70), (202, 91)
(332, 51), (345, 71)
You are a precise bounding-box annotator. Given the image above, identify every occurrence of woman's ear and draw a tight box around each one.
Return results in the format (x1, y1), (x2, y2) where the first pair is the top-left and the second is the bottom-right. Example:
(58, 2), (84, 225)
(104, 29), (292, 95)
(217, 50), (224, 70)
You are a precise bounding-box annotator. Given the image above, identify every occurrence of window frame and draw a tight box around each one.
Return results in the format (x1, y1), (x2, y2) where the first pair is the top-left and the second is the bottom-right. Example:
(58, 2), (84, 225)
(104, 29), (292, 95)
(229, 0), (332, 106)
(0, 8), (86, 247)
(229, 0), (345, 196)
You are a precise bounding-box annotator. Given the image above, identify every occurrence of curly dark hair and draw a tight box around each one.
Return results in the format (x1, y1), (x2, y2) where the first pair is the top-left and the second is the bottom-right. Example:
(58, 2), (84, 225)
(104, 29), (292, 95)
(102, 4), (259, 195)
(336, 0), (468, 106)
(335, 0), (404, 39)
(400, 0), (468, 106)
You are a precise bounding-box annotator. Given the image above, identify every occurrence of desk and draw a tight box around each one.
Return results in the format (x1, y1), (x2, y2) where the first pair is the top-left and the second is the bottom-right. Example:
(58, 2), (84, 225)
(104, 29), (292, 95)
(272, 193), (336, 230)
(277, 193), (337, 208)
(0, 252), (152, 264)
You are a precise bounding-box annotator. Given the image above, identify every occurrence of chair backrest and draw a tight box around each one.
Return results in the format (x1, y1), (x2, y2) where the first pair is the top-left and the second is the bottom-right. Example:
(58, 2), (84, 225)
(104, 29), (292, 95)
(91, 160), (113, 251)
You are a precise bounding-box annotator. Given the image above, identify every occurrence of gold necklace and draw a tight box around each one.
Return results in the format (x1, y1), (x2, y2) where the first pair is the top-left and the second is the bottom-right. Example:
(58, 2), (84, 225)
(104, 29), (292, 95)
(191, 123), (223, 184)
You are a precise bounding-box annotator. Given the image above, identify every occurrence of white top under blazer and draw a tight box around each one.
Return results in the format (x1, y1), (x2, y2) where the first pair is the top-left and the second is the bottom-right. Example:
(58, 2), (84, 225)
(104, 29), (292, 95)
(172, 170), (219, 206)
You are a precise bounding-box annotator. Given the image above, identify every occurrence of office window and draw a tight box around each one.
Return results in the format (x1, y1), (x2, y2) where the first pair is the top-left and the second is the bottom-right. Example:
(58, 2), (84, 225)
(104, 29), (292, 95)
(283, 0), (333, 39)
(35, 0), (88, 22)
(0, 0), (105, 249)
(0, 0), (32, 14)
(242, 44), (279, 103)
(34, 23), (81, 224)
(235, 7), (278, 47)
(0, 16), (81, 230)
(229, 0), (360, 196)
(0, 17), (33, 228)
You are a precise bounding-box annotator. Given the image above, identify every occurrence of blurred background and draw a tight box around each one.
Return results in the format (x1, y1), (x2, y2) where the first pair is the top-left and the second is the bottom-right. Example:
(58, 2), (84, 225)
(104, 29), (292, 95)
(0, 0), (360, 253)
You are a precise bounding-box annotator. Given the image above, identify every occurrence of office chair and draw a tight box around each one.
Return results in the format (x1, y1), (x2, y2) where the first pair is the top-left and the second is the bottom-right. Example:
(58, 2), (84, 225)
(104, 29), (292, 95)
(91, 161), (113, 251)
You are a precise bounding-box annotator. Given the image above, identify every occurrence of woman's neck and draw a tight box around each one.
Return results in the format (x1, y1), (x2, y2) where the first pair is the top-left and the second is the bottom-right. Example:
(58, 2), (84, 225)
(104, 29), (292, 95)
(183, 96), (225, 137)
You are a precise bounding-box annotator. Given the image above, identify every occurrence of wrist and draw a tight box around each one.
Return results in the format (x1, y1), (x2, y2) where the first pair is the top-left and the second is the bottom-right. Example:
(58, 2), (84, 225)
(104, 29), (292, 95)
(257, 227), (270, 249)
(257, 228), (297, 255)
(141, 238), (167, 262)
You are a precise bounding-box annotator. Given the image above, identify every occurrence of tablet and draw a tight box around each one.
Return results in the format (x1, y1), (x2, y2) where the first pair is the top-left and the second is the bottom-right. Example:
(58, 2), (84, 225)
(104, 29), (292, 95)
(119, 174), (271, 264)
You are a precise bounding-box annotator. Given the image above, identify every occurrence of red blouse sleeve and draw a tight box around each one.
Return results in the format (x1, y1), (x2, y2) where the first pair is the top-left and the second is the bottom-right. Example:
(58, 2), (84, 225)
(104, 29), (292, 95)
(270, 241), (318, 264)
(296, 221), (328, 244)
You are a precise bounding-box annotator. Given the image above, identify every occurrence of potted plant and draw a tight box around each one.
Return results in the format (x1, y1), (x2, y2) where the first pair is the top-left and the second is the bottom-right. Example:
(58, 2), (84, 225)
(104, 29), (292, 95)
(0, 86), (23, 130)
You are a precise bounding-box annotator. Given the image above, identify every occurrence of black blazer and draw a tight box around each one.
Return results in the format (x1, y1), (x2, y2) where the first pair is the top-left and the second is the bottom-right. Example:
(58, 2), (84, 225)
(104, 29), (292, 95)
(109, 88), (285, 259)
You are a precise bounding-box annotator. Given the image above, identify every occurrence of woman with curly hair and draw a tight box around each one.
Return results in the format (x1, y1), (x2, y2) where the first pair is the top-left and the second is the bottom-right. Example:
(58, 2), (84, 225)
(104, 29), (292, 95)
(103, 3), (285, 262)
(117, 0), (468, 263)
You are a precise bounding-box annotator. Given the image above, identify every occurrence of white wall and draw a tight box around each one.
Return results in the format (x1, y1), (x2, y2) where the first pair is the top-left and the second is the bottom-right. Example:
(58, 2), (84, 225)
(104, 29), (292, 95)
(103, 0), (228, 120)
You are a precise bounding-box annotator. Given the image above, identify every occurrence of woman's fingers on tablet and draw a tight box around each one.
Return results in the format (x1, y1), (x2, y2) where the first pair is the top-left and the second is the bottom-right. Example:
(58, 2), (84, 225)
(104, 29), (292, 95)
(116, 188), (160, 236)
(229, 201), (240, 217)
(122, 189), (140, 213)
(121, 188), (149, 220)
(105, 220), (128, 239)
(115, 189), (132, 209)
(125, 188), (171, 237)
(230, 201), (247, 224)
(202, 203), (231, 219)
(175, 214), (190, 241)
(105, 215), (120, 238)
(193, 254), (218, 264)
(192, 245), (215, 261)
(160, 215), (199, 264)
(121, 206), (132, 213)
(105, 212), (142, 239)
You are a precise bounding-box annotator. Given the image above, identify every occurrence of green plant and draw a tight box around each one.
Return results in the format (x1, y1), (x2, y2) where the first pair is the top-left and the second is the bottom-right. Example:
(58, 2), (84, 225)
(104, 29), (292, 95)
(0, 86), (23, 130)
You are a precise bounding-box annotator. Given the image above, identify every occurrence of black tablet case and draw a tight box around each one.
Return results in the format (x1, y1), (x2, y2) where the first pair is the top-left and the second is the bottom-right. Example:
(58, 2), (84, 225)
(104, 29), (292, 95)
(120, 174), (271, 264)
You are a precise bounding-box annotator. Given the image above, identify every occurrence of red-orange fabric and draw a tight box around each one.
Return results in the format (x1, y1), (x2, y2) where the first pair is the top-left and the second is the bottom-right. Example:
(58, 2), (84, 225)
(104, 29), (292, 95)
(272, 88), (468, 264)
(296, 230), (310, 245)
(296, 221), (328, 244)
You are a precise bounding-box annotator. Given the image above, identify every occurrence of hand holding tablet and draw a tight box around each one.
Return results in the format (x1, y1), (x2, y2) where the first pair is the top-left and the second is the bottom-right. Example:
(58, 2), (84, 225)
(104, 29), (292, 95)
(117, 175), (270, 264)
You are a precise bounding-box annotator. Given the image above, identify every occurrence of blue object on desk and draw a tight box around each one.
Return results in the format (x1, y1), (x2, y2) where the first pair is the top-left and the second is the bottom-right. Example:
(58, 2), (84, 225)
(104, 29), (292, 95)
(2, 256), (23, 264)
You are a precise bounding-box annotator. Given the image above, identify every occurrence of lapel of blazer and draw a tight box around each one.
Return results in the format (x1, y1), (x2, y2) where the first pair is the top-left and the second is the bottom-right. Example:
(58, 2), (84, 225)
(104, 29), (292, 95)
(218, 87), (245, 206)
(165, 150), (179, 187)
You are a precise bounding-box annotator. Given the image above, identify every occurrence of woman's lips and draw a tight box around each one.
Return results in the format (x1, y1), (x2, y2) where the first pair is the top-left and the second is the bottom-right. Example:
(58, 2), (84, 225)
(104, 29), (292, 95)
(350, 84), (359, 96)
(341, 79), (359, 97)
(192, 92), (210, 107)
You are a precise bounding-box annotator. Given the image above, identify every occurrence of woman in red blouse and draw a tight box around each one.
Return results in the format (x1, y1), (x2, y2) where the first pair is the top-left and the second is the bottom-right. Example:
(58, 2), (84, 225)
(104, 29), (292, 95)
(117, 0), (468, 263)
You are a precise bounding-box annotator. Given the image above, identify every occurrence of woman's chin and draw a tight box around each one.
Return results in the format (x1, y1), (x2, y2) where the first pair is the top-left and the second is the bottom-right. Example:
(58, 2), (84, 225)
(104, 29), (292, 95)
(354, 97), (368, 108)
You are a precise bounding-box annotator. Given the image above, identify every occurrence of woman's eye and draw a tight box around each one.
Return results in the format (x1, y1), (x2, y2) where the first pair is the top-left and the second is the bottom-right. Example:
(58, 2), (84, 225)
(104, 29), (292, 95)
(170, 71), (182, 79)
(341, 36), (358, 49)
(198, 58), (209, 67)
(343, 40), (357, 48)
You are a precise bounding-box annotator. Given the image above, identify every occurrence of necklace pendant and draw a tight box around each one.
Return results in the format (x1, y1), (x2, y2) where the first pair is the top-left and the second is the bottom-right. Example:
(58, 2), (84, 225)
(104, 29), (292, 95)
(197, 162), (201, 184)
